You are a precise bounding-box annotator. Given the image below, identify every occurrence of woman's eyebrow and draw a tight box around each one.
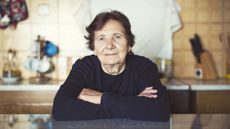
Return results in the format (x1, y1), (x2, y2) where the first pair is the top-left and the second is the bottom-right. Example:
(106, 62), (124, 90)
(113, 33), (124, 36)
(95, 34), (106, 39)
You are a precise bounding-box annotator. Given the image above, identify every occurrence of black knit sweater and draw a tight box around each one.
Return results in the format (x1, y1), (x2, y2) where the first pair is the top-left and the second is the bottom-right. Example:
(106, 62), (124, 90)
(52, 54), (170, 121)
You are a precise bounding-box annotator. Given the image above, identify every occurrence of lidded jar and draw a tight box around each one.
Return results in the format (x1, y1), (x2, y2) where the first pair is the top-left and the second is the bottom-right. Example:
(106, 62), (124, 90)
(2, 49), (21, 83)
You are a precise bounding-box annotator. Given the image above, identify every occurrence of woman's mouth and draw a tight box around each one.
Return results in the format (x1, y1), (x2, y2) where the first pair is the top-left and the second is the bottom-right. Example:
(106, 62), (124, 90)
(105, 53), (117, 56)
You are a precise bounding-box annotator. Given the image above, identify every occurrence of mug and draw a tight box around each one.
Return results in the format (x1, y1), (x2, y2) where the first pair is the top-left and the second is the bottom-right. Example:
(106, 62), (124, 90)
(44, 41), (59, 57)
(24, 58), (52, 73)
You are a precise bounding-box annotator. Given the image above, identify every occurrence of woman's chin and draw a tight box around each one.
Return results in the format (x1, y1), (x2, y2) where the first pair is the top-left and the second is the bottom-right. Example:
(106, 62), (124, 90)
(104, 61), (119, 65)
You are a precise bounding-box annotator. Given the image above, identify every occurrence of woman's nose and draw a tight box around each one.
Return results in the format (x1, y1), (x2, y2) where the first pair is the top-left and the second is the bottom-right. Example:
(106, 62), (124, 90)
(106, 39), (115, 49)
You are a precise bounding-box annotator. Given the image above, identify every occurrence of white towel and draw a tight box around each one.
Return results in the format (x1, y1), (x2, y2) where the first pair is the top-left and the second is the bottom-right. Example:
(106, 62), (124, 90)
(75, 0), (182, 60)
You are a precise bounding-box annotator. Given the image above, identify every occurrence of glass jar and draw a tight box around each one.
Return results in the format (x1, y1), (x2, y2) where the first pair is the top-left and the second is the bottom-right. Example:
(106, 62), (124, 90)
(2, 49), (21, 83)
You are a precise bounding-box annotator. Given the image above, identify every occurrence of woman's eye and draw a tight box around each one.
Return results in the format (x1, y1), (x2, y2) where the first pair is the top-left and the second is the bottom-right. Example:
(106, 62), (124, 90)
(115, 35), (121, 39)
(98, 37), (105, 41)
(113, 35), (123, 40)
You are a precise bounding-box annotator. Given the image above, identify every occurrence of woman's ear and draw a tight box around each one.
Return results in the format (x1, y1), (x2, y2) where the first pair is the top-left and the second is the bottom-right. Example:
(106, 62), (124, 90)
(128, 46), (131, 52)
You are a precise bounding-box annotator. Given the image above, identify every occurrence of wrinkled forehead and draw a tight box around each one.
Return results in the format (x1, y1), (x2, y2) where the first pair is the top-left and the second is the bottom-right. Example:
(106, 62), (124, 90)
(95, 19), (126, 36)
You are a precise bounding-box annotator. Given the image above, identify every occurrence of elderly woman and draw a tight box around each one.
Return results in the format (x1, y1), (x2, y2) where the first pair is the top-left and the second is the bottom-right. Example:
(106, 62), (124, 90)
(52, 10), (170, 121)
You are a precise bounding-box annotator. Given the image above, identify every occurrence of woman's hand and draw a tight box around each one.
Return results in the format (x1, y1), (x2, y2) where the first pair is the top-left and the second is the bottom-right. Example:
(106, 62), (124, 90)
(138, 87), (158, 98)
(78, 88), (102, 104)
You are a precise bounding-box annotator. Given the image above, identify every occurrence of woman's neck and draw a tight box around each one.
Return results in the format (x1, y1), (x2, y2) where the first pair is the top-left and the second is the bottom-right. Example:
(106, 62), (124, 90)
(101, 63), (125, 75)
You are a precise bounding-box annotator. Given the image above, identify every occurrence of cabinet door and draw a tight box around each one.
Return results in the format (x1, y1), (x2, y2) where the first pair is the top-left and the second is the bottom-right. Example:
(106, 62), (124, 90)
(168, 90), (191, 113)
(192, 91), (230, 113)
(0, 91), (56, 114)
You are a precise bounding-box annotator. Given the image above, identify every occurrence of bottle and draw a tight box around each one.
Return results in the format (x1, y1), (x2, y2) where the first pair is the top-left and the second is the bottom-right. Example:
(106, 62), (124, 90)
(2, 49), (21, 83)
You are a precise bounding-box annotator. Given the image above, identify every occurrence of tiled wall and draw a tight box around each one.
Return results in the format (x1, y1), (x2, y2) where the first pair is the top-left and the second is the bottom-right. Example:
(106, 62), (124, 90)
(173, 0), (230, 78)
(0, 0), (230, 80)
(0, 0), (91, 80)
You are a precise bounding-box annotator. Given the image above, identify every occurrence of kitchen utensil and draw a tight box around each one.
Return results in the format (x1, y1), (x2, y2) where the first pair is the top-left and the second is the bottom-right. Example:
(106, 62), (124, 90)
(189, 34), (204, 63)
(195, 51), (217, 80)
(44, 41), (59, 57)
(190, 33), (217, 80)
(24, 57), (52, 73)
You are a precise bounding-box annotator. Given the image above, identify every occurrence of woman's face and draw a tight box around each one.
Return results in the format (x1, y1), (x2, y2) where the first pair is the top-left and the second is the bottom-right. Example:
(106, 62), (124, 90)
(94, 19), (131, 66)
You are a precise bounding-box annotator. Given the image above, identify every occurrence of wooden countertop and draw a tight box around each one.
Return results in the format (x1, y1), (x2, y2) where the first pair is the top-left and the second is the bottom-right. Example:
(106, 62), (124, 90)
(180, 78), (230, 91)
(1, 78), (230, 91)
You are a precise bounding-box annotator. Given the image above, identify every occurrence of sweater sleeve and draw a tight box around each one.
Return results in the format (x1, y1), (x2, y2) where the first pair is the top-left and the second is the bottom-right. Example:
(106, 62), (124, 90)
(100, 62), (170, 121)
(52, 60), (108, 121)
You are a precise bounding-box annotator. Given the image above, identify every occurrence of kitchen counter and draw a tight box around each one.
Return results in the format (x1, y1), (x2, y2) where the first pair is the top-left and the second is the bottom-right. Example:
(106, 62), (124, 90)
(0, 79), (61, 91)
(1, 78), (230, 91)
(163, 79), (189, 90)
(0, 78), (189, 91)
(180, 78), (230, 91)
(1, 78), (230, 114)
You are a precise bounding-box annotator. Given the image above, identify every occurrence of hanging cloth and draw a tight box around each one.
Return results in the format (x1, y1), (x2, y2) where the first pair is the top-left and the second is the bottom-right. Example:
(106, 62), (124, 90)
(0, 0), (28, 29)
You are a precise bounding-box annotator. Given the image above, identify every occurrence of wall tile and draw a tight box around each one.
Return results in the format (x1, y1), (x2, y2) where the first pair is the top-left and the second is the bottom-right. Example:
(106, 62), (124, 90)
(197, 10), (211, 22)
(224, 0), (230, 8)
(197, 0), (210, 8)
(181, 10), (196, 22)
(210, 51), (225, 77)
(223, 24), (230, 32)
(181, 37), (192, 50)
(11, 24), (31, 37)
(211, 0), (223, 8)
(30, 0), (58, 24)
(184, 0), (196, 8)
(211, 10), (224, 22)
(210, 24), (223, 36)
(2, 24), (31, 51)
(200, 37), (211, 50)
(196, 24), (211, 36)
(3, 36), (31, 51)
(184, 51), (196, 64)
(173, 37), (183, 50)
(215, 61), (226, 77)
(181, 23), (196, 37)
(211, 51), (225, 63)
(173, 65), (185, 78)
(58, 0), (81, 24)
(58, 24), (90, 57)
(31, 23), (59, 43)
(210, 36), (223, 50)
(183, 64), (195, 77)
(174, 30), (184, 37)
(173, 51), (185, 65)
(224, 10), (230, 22)
(173, 64), (195, 78)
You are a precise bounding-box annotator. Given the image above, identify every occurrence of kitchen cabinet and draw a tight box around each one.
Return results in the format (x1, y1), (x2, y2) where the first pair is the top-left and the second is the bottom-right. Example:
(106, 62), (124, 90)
(0, 79), (191, 114)
(164, 79), (191, 113)
(191, 91), (230, 113)
(181, 78), (230, 114)
(168, 90), (191, 113)
(1, 78), (230, 114)
(0, 80), (60, 114)
(0, 91), (56, 114)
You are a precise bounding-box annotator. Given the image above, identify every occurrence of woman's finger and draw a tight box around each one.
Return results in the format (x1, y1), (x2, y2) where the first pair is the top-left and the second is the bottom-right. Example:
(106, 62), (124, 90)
(142, 89), (158, 94)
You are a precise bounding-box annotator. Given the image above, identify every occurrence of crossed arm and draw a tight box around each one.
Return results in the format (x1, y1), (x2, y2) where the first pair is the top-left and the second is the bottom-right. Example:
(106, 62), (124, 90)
(78, 87), (158, 104)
